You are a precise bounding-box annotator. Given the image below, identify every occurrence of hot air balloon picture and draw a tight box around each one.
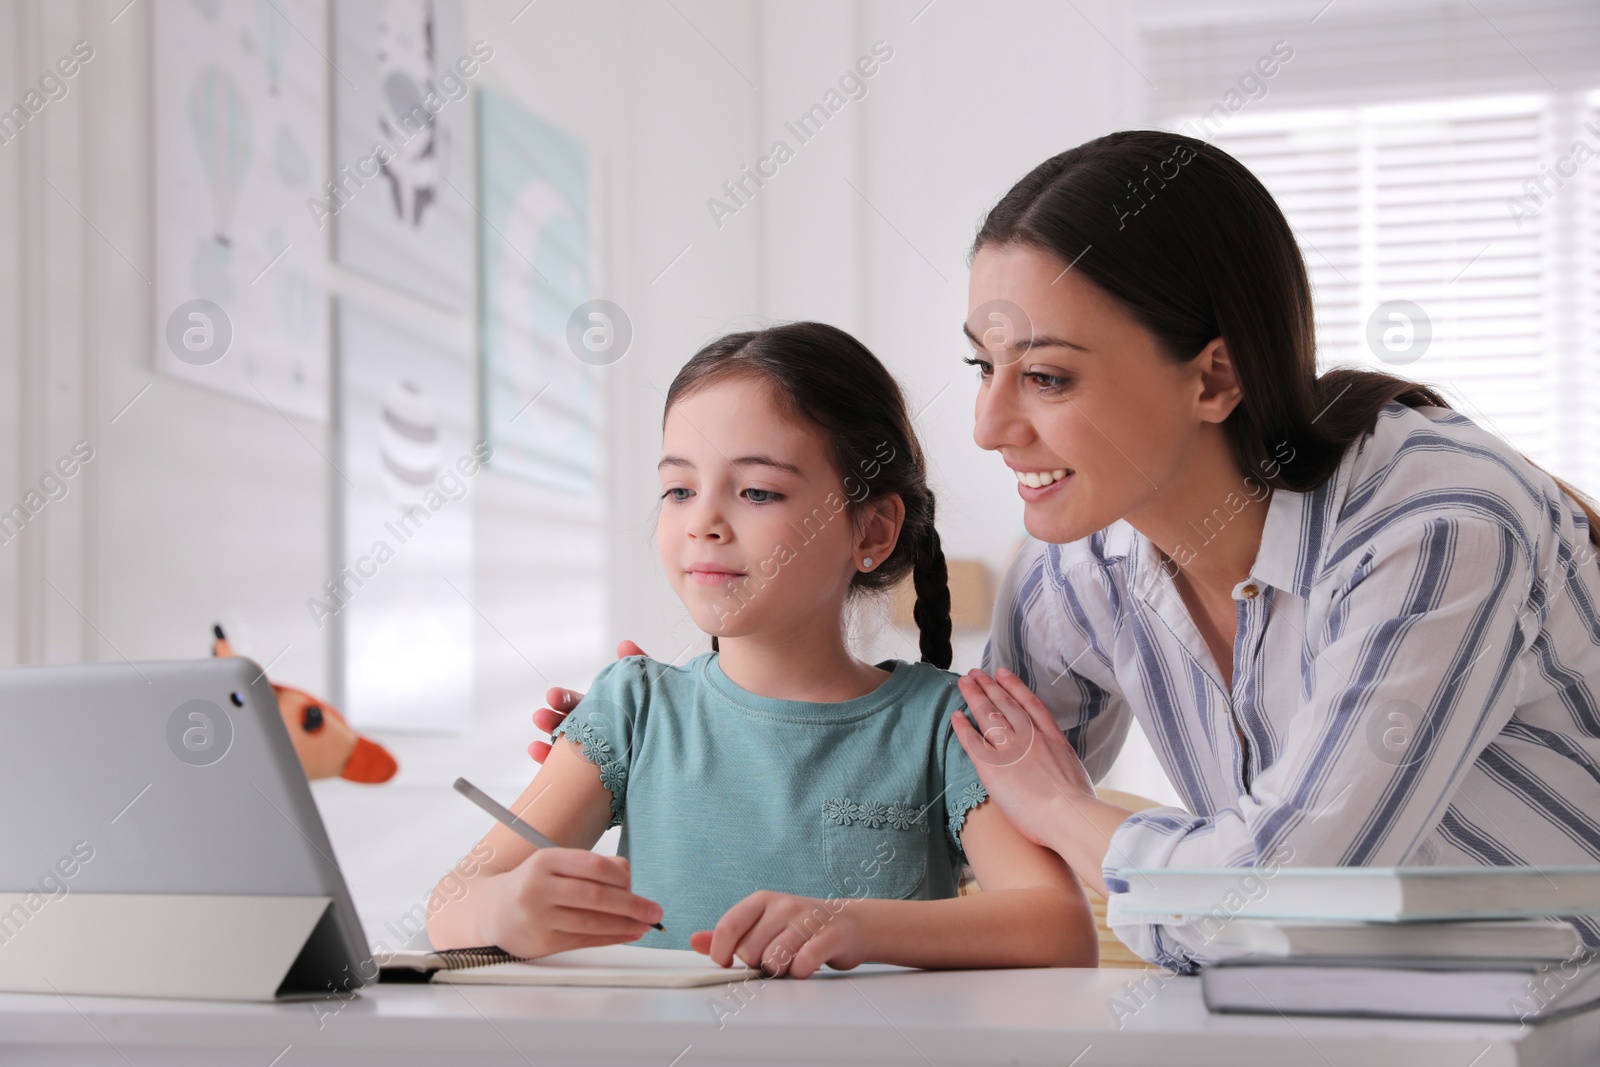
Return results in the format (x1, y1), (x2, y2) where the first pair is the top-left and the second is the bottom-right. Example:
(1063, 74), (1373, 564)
(257, 0), (288, 96)
(154, 0), (330, 420)
(188, 65), (252, 251)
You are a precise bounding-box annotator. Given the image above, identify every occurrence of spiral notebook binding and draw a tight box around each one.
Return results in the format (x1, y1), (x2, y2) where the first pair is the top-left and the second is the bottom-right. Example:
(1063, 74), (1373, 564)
(431, 946), (530, 970)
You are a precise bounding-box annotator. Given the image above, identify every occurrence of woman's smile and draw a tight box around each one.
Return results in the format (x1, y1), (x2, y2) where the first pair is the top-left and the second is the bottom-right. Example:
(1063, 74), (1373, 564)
(1009, 461), (1075, 502)
(1014, 469), (1073, 502)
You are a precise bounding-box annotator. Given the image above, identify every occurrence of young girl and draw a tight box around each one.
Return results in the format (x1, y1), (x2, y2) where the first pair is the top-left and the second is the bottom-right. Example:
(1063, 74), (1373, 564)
(426, 322), (1097, 978)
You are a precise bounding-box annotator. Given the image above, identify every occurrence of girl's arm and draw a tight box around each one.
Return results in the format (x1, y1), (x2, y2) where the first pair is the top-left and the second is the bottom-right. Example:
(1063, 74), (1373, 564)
(692, 798), (1098, 976)
(425, 738), (664, 957)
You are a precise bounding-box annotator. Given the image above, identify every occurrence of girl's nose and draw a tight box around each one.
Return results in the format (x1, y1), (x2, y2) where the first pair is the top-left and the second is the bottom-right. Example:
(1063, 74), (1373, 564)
(686, 501), (730, 541)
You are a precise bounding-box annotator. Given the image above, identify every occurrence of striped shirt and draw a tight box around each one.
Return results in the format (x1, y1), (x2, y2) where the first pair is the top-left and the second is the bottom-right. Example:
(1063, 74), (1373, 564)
(982, 401), (1600, 972)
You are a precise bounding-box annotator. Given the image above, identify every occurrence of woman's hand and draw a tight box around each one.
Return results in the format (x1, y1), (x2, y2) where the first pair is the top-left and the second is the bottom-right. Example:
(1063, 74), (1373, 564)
(482, 847), (664, 958)
(689, 891), (870, 979)
(529, 640), (648, 762)
(952, 667), (1134, 898)
(951, 668), (1100, 846)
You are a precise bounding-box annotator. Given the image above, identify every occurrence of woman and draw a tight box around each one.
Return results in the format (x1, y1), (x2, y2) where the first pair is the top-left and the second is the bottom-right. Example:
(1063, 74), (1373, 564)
(947, 130), (1600, 972)
(537, 130), (1600, 973)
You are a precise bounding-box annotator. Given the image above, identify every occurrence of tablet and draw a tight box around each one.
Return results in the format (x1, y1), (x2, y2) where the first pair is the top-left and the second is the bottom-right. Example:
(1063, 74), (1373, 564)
(0, 656), (372, 996)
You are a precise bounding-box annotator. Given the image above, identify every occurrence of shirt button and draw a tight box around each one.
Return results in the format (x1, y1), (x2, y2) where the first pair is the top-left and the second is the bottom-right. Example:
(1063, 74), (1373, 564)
(1240, 583), (1260, 599)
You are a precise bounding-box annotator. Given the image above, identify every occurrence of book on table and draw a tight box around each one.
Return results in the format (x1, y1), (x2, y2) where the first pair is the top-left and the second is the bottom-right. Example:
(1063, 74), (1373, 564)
(1107, 865), (1600, 1021)
(1204, 917), (1582, 961)
(1112, 865), (1600, 922)
(1201, 955), (1600, 1022)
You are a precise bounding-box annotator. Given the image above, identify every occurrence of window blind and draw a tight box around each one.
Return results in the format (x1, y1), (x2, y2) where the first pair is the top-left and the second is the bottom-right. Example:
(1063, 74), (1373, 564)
(1205, 96), (1554, 457)
(1145, 0), (1600, 489)
(1583, 90), (1600, 494)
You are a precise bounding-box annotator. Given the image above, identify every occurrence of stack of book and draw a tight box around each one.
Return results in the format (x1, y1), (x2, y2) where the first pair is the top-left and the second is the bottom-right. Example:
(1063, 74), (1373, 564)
(1112, 865), (1600, 1022)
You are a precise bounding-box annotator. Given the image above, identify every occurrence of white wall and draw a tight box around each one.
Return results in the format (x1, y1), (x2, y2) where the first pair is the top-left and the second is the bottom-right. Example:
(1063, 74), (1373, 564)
(742, 0), (1183, 802)
(0, 0), (1181, 944)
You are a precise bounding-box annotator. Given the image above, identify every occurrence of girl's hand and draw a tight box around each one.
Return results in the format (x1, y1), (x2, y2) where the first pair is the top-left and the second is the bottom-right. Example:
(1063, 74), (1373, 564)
(690, 891), (869, 979)
(951, 667), (1098, 847)
(483, 847), (664, 958)
(529, 640), (648, 761)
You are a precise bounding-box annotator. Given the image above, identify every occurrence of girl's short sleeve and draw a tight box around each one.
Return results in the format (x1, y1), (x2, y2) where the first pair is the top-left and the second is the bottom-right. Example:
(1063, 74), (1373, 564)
(550, 657), (645, 829)
(940, 706), (991, 858)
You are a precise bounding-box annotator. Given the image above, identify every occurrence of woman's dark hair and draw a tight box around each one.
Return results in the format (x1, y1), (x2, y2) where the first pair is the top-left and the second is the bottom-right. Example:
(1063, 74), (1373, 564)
(661, 322), (953, 669)
(972, 129), (1600, 548)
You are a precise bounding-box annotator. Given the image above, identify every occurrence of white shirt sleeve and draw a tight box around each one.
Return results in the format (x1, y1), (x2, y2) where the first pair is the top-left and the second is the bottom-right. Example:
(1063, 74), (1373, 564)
(1103, 516), (1534, 971)
(982, 538), (1133, 784)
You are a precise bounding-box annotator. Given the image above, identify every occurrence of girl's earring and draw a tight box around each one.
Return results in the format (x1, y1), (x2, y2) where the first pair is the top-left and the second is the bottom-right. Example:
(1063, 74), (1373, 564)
(862, 557), (874, 570)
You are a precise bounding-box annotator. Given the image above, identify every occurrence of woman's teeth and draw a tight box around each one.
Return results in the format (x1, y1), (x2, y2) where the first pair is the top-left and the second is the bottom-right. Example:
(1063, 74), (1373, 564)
(1016, 468), (1072, 488)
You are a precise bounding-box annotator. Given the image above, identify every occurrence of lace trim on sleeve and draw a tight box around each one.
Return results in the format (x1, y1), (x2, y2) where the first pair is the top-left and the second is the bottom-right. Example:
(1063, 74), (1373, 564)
(946, 780), (989, 850)
(555, 718), (628, 829)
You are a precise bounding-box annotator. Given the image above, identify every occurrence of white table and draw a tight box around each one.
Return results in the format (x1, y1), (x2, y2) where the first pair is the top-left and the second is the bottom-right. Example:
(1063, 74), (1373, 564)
(2, 965), (1594, 1066)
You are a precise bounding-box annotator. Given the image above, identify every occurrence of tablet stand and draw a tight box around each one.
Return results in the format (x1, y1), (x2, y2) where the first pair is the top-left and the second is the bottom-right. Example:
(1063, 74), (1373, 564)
(0, 893), (359, 1000)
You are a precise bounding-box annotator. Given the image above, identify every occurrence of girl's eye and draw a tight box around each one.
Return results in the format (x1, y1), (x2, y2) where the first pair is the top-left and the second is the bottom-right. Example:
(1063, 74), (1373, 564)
(661, 487), (692, 502)
(962, 355), (992, 379)
(742, 488), (782, 504)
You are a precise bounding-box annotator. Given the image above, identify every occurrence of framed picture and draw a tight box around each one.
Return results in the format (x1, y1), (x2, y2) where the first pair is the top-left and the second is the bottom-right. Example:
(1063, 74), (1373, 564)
(152, 0), (329, 421)
(331, 0), (475, 310)
(479, 88), (598, 493)
(333, 301), (477, 733)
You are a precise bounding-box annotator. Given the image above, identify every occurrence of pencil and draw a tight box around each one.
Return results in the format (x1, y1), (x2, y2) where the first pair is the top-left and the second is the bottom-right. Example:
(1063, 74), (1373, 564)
(452, 776), (665, 931)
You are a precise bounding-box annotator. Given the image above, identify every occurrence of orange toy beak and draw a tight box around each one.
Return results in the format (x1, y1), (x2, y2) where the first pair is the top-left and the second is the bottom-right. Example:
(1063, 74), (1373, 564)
(211, 624), (398, 784)
(342, 736), (399, 783)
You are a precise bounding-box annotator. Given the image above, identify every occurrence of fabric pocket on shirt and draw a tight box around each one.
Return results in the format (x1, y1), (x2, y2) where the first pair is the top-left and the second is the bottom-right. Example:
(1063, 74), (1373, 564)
(820, 798), (929, 900)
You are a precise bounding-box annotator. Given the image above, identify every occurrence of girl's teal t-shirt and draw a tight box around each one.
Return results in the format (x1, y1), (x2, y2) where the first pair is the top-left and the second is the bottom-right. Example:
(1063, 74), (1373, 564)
(549, 652), (990, 949)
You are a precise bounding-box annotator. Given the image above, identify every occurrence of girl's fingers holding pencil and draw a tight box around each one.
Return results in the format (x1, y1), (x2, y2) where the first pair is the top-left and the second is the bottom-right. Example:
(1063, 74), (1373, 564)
(533, 847), (633, 888)
(540, 930), (653, 955)
(490, 848), (660, 958)
(531, 850), (662, 926)
(548, 875), (663, 927)
(545, 905), (654, 938)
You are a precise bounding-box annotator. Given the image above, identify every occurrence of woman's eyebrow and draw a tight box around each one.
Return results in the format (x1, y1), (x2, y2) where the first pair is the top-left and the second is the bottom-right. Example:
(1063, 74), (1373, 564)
(657, 454), (805, 476)
(961, 323), (1090, 353)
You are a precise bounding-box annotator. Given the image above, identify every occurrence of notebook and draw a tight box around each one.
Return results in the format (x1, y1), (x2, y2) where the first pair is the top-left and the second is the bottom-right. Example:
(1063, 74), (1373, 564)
(379, 944), (762, 988)
(1113, 865), (1600, 922)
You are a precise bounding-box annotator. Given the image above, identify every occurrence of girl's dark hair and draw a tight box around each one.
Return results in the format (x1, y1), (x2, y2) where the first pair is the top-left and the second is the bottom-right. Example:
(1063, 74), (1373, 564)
(662, 322), (953, 669)
(973, 129), (1600, 548)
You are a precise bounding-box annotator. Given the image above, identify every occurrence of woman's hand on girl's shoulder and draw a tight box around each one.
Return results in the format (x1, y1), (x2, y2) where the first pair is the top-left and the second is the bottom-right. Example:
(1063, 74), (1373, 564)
(951, 667), (1098, 845)
(483, 847), (664, 959)
(690, 891), (869, 979)
(529, 640), (649, 762)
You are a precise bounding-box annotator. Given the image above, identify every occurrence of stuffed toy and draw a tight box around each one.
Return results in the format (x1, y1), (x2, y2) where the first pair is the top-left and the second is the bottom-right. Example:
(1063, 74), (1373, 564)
(211, 624), (397, 783)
